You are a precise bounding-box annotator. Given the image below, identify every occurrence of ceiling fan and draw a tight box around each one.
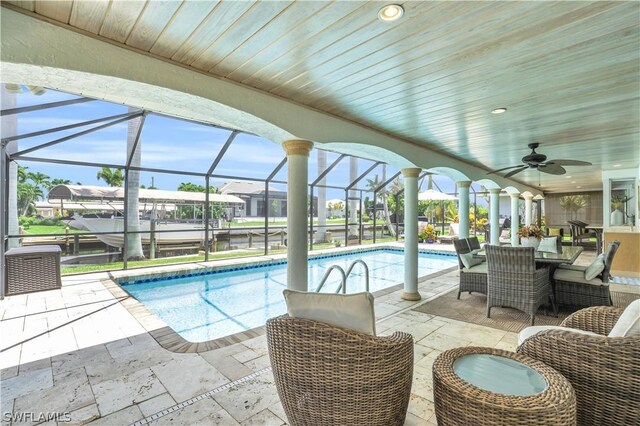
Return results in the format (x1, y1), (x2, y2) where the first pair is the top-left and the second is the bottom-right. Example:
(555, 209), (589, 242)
(487, 143), (592, 178)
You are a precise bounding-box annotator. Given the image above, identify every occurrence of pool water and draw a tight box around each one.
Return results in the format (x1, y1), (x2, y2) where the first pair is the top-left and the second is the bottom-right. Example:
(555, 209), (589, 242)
(122, 248), (456, 342)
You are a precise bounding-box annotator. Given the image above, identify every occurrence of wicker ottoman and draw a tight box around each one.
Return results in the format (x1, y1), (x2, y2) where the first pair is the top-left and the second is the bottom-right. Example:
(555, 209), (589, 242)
(433, 346), (576, 426)
(5, 245), (62, 296)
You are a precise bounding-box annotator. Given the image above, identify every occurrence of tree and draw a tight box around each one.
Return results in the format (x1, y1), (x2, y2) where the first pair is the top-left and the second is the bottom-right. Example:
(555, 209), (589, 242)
(96, 167), (124, 187)
(176, 182), (223, 219)
(50, 178), (71, 186)
(125, 111), (144, 260)
(177, 182), (217, 193)
(366, 172), (396, 237)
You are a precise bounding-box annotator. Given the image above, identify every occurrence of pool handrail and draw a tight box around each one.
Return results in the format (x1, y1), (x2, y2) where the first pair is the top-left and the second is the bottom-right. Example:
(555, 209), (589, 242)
(345, 259), (370, 292)
(315, 265), (347, 294)
(315, 260), (370, 294)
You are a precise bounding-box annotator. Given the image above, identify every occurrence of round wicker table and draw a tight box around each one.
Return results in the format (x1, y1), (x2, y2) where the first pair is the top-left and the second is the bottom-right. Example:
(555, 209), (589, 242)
(432, 347), (576, 426)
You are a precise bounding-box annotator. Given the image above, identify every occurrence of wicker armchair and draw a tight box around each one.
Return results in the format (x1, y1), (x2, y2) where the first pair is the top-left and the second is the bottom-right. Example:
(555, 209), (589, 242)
(517, 306), (640, 426)
(554, 240), (620, 308)
(266, 315), (413, 426)
(486, 245), (550, 325)
(453, 238), (487, 299)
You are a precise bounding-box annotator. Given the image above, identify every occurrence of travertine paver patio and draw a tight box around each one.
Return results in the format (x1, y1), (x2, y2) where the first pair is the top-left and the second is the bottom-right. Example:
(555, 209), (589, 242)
(0, 248), (604, 425)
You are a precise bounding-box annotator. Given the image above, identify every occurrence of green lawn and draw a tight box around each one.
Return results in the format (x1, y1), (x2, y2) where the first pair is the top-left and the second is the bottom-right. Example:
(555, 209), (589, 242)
(23, 224), (87, 235)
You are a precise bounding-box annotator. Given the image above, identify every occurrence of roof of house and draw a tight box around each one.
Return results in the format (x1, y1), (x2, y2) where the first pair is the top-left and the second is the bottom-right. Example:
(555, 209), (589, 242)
(218, 181), (284, 196)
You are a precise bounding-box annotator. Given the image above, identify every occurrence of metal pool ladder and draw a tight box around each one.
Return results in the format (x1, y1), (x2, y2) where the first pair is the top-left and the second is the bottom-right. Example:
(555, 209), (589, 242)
(314, 259), (370, 294)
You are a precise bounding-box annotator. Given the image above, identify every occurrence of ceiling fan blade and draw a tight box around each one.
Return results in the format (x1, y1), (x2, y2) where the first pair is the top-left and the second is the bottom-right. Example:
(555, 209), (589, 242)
(545, 159), (592, 166)
(504, 166), (528, 178)
(487, 165), (524, 175)
(539, 164), (566, 175)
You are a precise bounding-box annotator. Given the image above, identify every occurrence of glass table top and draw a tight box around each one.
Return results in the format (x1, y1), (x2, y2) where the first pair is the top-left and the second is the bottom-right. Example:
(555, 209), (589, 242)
(476, 246), (583, 264)
(453, 354), (548, 396)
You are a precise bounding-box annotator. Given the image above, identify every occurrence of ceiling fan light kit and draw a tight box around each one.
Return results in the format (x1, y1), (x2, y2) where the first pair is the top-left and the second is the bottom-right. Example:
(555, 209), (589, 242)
(488, 143), (592, 177)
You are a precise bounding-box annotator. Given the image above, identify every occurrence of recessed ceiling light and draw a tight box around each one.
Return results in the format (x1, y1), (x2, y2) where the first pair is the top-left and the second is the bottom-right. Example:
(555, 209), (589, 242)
(571, 181), (576, 184)
(576, 186), (582, 189)
(613, 164), (621, 167)
(491, 108), (507, 114)
(378, 4), (404, 22)
(565, 176), (572, 179)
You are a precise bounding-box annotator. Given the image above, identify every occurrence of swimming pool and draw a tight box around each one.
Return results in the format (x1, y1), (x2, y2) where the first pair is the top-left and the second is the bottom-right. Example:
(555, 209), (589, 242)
(121, 248), (457, 342)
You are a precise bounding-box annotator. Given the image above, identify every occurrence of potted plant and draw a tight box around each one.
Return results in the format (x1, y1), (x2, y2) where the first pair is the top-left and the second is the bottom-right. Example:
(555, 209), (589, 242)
(517, 225), (544, 249)
(419, 224), (438, 243)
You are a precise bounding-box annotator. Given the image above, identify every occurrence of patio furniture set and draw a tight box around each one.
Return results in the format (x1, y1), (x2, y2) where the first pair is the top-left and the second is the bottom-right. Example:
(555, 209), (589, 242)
(453, 236), (622, 325)
(266, 286), (638, 425)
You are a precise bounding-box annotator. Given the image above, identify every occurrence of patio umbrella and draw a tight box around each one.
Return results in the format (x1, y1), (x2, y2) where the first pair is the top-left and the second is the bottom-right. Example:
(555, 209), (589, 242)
(418, 189), (456, 235)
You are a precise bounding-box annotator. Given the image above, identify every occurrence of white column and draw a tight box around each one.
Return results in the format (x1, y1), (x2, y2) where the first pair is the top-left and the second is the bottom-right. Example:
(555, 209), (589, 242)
(524, 194), (534, 226)
(489, 188), (501, 245)
(510, 193), (520, 246)
(402, 168), (422, 301)
(283, 140), (313, 291)
(457, 181), (472, 239)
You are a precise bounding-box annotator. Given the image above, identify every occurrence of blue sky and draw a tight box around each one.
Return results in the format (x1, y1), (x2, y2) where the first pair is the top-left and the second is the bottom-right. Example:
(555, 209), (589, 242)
(7, 86), (476, 201)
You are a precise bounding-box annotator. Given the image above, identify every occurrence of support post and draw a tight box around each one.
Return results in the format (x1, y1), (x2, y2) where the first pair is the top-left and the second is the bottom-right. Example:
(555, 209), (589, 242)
(457, 181), (472, 239)
(205, 177), (210, 262)
(282, 140), (313, 291)
(510, 193), (520, 247)
(401, 168), (421, 301)
(524, 194), (534, 226)
(0, 146), (7, 298)
(489, 188), (501, 245)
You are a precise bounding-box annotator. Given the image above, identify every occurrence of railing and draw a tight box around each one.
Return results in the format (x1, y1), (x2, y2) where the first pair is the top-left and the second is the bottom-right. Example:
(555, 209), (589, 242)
(315, 260), (370, 294)
(345, 259), (370, 292)
(315, 265), (347, 294)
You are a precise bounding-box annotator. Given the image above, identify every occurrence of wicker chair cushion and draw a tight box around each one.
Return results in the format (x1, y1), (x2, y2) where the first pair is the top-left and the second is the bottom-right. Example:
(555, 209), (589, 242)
(517, 325), (599, 346)
(283, 290), (376, 335)
(462, 262), (487, 274)
(557, 264), (587, 272)
(609, 299), (640, 337)
(537, 237), (558, 253)
(459, 252), (482, 269)
(554, 268), (604, 285)
(547, 228), (562, 236)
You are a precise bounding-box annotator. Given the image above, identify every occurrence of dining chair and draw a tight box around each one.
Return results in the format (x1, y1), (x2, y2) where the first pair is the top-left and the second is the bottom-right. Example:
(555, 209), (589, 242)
(485, 245), (550, 325)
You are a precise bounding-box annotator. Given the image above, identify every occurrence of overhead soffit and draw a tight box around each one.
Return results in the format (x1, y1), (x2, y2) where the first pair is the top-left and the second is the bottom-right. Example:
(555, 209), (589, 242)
(2, 0), (640, 193)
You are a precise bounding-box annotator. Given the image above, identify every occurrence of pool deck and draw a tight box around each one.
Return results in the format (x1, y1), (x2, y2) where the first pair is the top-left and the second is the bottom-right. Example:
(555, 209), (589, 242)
(0, 245), (617, 425)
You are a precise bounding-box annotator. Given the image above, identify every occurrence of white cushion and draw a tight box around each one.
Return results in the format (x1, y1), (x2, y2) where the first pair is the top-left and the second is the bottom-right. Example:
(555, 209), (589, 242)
(463, 262), (487, 274)
(584, 254), (605, 280)
(609, 299), (640, 337)
(459, 252), (482, 269)
(537, 237), (558, 253)
(518, 325), (599, 346)
(283, 290), (376, 335)
(500, 229), (511, 239)
(557, 264), (587, 272)
(554, 267), (604, 285)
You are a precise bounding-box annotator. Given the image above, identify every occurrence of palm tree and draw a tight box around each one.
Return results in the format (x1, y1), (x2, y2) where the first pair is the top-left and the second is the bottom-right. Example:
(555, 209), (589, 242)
(50, 178), (71, 186)
(366, 172), (396, 237)
(125, 109), (144, 260)
(96, 167), (124, 187)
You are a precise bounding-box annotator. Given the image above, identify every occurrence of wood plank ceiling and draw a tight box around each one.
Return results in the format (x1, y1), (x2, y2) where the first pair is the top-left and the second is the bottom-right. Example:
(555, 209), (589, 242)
(4, 0), (640, 192)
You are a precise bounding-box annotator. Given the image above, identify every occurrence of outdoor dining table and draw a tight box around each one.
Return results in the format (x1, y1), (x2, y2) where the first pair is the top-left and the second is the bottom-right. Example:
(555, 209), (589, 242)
(474, 245), (584, 314)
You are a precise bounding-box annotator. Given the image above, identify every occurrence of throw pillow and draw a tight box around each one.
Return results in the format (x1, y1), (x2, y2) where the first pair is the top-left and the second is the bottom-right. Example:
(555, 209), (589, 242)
(537, 237), (558, 253)
(548, 228), (561, 236)
(460, 252), (483, 269)
(283, 289), (376, 335)
(500, 229), (511, 239)
(584, 254), (605, 280)
(609, 299), (640, 337)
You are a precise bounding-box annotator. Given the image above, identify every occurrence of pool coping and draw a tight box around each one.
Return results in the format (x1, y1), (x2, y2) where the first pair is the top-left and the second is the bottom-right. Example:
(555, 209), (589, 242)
(102, 243), (458, 353)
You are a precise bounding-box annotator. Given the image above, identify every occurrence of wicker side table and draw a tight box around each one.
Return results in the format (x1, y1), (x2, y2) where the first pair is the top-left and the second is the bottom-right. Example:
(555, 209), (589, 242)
(433, 346), (576, 426)
(5, 245), (62, 296)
